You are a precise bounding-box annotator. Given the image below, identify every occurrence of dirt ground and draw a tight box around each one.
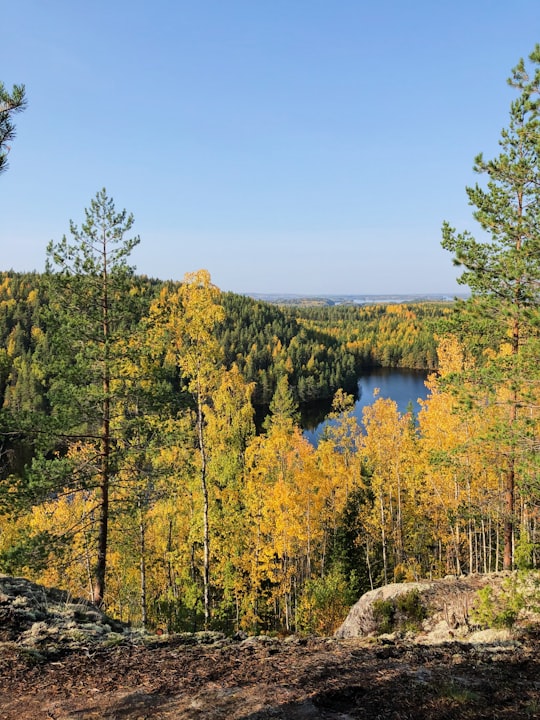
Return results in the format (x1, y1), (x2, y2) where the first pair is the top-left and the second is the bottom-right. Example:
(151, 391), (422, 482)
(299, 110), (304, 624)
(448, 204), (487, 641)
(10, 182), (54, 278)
(2, 633), (540, 720)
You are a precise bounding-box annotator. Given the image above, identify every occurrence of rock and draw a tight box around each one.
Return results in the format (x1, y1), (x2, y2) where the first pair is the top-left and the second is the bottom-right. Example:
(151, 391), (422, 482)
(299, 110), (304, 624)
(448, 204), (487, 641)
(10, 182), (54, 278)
(335, 574), (520, 642)
(0, 573), (127, 651)
(335, 581), (431, 638)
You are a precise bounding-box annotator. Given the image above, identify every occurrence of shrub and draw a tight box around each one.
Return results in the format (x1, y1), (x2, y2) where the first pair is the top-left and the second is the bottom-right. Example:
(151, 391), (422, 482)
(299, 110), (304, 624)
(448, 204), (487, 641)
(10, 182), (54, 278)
(395, 588), (427, 627)
(471, 579), (525, 630)
(372, 598), (395, 634)
(297, 566), (355, 635)
(372, 589), (426, 634)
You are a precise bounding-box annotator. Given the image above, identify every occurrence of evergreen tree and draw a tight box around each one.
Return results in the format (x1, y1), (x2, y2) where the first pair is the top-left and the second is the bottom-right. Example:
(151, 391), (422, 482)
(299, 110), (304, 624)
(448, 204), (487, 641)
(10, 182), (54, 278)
(0, 82), (26, 175)
(442, 47), (540, 569)
(42, 189), (141, 605)
(263, 374), (300, 431)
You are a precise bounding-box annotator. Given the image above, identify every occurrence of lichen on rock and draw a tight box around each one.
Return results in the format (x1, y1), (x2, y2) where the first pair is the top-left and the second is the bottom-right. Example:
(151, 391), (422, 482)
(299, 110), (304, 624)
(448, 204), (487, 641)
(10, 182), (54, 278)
(335, 573), (534, 643)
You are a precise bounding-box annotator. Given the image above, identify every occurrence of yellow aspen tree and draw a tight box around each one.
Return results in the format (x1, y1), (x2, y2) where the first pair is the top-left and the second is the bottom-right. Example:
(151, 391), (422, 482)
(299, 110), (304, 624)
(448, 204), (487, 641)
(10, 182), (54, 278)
(361, 395), (418, 584)
(149, 439), (202, 631)
(146, 270), (224, 628)
(204, 364), (255, 629)
(418, 337), (501, 574)
(243, 417), (317, 631)
(24, 442), (103, 598)
(315, 390), (364, 572)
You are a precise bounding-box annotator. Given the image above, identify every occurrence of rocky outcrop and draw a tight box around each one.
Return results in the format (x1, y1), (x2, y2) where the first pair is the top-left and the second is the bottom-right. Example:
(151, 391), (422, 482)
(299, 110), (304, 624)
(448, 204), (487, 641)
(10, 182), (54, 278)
(0, 574), (232, 655)
(336, 573), (522, 642)
(0, 574), (126, 652)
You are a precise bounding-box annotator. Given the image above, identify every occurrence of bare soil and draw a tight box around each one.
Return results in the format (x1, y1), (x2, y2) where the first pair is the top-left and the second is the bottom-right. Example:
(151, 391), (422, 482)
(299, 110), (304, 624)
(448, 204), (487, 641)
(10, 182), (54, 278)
(2, 632), (540, 719)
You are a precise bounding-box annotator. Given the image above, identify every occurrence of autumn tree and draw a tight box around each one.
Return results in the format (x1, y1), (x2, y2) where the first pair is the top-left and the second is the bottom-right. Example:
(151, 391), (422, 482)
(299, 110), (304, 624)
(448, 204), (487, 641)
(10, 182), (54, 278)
(442, 47), (540, 569)
(243, 416), (318, 631)
(361, 395), (419, 584)
(315, 390), (364, 575)
(204, 364), (255, 628)
(39, 189), (141, 605)
(0, 82), (26, 175)
(147, 270), (225, 627)
(417, 338), (503, 575)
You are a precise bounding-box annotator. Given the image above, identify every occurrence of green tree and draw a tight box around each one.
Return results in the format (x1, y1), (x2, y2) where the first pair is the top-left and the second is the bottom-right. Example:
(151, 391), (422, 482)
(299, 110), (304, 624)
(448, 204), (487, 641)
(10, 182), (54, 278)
(43, 188), (141, 605)
(0, 82), (26, 174)
(442, 47), (540, 570)
(263, 374), (299, 431)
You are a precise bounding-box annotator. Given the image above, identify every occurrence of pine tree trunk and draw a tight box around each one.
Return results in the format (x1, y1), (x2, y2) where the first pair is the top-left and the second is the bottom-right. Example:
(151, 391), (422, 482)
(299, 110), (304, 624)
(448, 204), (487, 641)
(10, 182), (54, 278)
(94, 402), (109, 606)
(94, 242), (111, 607)
(503, 462), (515, 570)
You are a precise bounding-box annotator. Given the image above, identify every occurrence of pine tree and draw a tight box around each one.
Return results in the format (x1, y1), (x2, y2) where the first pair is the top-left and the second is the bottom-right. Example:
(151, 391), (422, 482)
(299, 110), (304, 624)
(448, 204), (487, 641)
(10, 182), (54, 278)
(0, 82), (26, 175)
(42, 189), (141, 605)
(263, 374), (300, 431)
(441, 47), (540, 569)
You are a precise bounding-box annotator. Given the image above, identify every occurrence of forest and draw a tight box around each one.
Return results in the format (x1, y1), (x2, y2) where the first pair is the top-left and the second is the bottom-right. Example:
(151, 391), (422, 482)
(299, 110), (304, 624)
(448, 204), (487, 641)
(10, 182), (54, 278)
(0, 51), (538, 636)
(0, 272), (442, 415)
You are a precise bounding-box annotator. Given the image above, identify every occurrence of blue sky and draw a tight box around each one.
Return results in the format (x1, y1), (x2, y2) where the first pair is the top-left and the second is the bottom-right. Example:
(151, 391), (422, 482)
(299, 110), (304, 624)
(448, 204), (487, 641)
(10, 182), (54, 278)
(1, 1), (539, 294)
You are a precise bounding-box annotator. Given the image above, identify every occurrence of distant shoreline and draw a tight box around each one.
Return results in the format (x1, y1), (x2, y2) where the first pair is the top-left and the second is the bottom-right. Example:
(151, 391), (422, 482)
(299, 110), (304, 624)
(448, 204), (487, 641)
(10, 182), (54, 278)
(247, 292), (467, 306)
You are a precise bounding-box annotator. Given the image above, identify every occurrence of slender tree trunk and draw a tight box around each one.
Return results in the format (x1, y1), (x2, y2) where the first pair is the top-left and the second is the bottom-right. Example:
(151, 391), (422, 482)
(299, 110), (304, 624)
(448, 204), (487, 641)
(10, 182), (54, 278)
(454, 524), (462, 575)
(84, 527), (93, 601)
(94, 374), (110, 606)
(379, 492), (388, 585)
(496, 521), (500, 570)
(468, 518), (474, 574)
(488, 517), (493, 573)
(196, 380), (210, 628)
(395, 467), (403, 565)
(94, 243), (111, 607)
(305, 498), (312, 580)
(482, 517), (488, 573)
(139, 501), (147, 628)
(503, 404), (517, 571)
(502, 206), (522, 570)
(535, 517), (539, 569)
(365, 539), (374, 591)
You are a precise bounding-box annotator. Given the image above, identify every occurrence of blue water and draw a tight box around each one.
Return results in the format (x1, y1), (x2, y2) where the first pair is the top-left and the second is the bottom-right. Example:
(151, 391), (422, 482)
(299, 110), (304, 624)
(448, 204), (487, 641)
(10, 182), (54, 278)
(304, 368), (429, 445)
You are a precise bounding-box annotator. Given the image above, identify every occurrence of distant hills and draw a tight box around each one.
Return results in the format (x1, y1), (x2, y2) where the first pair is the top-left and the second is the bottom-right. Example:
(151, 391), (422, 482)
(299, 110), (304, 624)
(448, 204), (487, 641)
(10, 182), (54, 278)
(247, 293), (467, 306)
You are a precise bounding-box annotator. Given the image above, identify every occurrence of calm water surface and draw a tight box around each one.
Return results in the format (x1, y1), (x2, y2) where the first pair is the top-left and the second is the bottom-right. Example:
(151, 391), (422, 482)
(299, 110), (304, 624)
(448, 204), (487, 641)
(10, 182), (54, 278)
(304, 368), (429, 445)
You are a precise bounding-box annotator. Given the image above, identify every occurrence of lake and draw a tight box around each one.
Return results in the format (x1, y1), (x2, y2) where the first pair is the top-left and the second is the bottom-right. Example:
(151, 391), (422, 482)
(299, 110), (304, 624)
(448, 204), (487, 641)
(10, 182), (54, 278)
(303, 368), (430, 445)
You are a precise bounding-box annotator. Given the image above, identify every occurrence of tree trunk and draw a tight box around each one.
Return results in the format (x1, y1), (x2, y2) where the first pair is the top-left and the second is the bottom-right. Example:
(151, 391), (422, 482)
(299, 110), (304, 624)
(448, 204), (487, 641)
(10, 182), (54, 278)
(379, 492), (388, 585)
(94, 240), (111, 607)
(197, 381), (210, 629)
(94, 392), (109, 607)
(139, 502), (148, 628)
(503, 462), (515, 570)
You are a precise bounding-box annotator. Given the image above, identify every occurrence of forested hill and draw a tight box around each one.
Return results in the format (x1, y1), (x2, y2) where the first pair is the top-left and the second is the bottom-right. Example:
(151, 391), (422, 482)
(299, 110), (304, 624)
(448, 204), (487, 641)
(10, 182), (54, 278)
(0, 271), (443, 412)
(289, 303), (442, 371)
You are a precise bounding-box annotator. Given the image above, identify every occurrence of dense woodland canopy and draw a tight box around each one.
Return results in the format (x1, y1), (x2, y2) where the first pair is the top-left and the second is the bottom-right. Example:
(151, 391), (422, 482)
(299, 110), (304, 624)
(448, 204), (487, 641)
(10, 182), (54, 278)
(0, 49), (539, 634)
(0, 271), (441, 415)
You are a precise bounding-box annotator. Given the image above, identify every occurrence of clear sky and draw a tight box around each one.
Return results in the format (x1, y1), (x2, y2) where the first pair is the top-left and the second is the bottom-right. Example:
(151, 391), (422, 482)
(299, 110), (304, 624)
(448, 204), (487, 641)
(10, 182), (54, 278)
(1, 1), (539, 295)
